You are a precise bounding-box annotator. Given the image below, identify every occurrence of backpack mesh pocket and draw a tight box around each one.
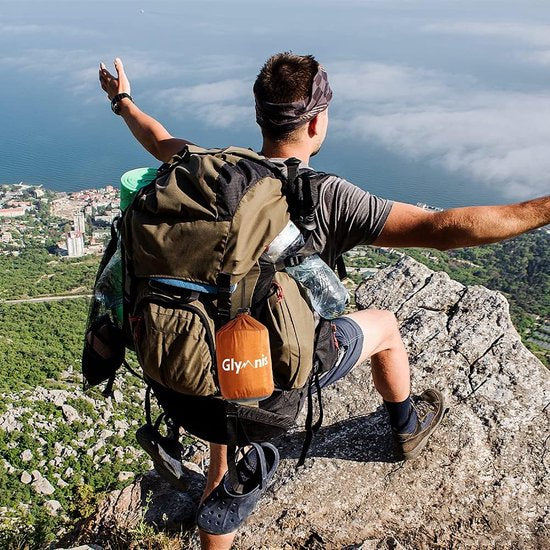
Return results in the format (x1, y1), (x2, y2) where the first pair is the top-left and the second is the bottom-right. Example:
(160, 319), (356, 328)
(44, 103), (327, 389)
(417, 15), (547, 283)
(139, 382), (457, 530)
(82, 314), (125, 387)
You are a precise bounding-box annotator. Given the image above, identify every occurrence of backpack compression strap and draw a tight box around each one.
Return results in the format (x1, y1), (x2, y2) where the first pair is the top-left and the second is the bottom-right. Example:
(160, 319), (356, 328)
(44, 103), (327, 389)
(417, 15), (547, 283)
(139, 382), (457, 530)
(336, 256), (348, 280)
(216, 272), (233, 329)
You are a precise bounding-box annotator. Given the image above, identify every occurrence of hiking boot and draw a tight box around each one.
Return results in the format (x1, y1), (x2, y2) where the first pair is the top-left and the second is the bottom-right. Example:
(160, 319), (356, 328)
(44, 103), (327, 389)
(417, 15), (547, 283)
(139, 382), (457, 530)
(393, 389), (447, 461)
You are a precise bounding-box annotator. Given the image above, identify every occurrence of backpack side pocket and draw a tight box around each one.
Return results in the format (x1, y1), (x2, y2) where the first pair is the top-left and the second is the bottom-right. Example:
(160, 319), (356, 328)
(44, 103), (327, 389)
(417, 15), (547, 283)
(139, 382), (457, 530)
(261, 272), (315, 390)
(134, 299), (217, 396)
(82, 314), (125, 387)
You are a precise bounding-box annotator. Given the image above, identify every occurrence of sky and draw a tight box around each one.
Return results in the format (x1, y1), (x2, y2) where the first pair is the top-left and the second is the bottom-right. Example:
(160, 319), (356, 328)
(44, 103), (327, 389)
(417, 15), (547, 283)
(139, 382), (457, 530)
(1, 0), (550, 206)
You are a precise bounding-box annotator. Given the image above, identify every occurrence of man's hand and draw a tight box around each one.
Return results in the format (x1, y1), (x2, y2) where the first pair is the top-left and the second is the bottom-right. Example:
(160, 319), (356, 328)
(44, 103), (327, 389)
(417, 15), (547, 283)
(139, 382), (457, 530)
(98, 56), (192, 162)
(99, 57), (131, 101)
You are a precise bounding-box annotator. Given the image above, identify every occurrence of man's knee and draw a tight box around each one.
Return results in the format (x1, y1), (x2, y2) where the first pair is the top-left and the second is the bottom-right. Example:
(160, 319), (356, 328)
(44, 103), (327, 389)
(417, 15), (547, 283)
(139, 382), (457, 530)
(343, 308), (402, 357)
(347, 308), (399, 337)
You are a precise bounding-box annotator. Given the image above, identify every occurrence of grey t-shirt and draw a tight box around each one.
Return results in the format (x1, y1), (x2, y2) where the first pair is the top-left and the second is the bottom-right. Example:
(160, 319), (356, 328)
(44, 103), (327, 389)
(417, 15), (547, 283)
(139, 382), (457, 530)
(270, 159), (393, 267)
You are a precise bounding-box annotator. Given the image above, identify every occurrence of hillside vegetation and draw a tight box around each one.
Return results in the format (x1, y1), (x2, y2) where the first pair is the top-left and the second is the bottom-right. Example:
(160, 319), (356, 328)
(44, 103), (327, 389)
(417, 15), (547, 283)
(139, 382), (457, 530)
(0, 230), (547, 546)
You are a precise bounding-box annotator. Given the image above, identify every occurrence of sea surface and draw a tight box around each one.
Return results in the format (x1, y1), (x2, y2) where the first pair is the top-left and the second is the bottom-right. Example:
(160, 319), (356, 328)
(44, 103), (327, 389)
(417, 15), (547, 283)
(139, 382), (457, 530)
(1, 0), (549, 208)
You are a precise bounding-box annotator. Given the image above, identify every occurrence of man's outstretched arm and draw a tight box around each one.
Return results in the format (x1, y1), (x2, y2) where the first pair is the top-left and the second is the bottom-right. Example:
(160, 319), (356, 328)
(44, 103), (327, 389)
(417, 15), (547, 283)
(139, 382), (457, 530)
(373, 196), (550, 250)
(99, 58), (191, 162)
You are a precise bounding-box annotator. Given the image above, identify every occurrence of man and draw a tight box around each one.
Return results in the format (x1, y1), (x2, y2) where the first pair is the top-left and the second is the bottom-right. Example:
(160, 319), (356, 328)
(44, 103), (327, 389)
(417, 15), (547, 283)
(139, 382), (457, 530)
(99, 53), (549, 550)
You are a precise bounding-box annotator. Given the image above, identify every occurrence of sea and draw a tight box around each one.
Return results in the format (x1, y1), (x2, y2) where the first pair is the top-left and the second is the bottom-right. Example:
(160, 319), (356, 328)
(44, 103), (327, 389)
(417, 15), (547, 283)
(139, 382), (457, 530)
(1, 0), (550, 208)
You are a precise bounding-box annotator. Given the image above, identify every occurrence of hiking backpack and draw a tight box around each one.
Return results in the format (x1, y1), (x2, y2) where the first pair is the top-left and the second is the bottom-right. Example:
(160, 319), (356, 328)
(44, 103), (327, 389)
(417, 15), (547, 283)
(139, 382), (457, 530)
(83, 145), (341, 468)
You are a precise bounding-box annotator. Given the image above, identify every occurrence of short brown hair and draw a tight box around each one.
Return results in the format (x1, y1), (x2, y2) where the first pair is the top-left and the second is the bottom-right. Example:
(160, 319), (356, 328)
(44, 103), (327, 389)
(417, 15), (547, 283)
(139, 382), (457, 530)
(254, 52), (320, 142)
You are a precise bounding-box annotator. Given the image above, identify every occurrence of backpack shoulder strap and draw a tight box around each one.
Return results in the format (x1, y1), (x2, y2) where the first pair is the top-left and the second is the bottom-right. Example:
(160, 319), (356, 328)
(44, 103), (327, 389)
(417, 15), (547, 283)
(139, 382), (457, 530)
(336, 255), (348, 280)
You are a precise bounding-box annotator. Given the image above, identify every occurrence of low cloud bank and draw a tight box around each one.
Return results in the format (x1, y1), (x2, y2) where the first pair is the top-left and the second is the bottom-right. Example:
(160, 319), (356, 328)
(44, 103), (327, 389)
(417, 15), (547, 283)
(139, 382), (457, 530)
(330, 62), (550, 200)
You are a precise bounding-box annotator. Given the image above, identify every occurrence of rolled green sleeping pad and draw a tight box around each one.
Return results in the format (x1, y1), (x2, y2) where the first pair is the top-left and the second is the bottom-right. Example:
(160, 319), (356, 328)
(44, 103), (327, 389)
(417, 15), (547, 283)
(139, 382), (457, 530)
(120, 167), (157, 210)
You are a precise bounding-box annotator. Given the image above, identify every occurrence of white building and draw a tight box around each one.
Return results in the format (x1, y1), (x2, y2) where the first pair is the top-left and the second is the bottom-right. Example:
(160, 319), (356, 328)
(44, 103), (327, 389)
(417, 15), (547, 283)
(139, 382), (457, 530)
(67, 231), (84, 257)
(0, 207), (27, 218)
(74, 211), (86, 234)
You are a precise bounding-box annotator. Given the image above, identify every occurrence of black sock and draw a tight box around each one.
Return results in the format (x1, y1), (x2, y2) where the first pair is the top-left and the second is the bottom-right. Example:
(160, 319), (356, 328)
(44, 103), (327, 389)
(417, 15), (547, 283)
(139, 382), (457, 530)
(384, 396), (418, 433)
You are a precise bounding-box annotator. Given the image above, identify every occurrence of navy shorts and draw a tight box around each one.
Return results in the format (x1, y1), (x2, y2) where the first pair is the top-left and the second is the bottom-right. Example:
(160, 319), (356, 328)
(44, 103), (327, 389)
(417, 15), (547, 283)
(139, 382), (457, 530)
(315, 316), (364, 389)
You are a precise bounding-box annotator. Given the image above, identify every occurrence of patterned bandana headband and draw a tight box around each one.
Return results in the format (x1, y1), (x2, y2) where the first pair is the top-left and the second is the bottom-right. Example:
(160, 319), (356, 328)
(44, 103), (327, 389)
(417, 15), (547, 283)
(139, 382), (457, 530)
(254, 65), (333, 132)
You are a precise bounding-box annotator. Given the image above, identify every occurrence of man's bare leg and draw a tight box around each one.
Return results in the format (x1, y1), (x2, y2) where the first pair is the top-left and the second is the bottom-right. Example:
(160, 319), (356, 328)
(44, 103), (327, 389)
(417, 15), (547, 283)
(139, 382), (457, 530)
(343, 309), (410, 401)
(342, 308), (446, 459)
(198, 443), (236, 550)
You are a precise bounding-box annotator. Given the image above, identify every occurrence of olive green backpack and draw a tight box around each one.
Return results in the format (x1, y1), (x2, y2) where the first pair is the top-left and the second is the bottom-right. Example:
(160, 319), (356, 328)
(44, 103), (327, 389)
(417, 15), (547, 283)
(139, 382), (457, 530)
(88, 145), (339, 468)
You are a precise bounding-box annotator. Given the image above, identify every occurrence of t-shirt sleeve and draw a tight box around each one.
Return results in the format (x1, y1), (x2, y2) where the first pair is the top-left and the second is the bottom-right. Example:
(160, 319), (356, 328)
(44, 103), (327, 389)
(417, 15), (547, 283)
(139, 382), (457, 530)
(313, 176), (393, 266)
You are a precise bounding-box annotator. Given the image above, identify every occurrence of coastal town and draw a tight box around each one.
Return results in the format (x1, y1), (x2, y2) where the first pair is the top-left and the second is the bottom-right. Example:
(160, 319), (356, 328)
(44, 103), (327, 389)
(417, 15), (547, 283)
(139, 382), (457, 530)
(0, 183), (120, 257)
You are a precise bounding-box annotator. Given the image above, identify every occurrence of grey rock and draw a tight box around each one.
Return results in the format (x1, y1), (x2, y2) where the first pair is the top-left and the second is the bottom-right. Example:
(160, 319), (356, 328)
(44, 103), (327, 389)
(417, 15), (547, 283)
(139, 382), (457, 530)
(77, 257), (550, 550)
(61, 404), (79, 423)
(82, 469), (206, 537)
(55, 477), (68, 488)
(20, 471), (32, 484)
(231, 257), (550, 549)
(44, 499), (62, 516)
(113, 446), (124, 460)
(117, 471), (134, 482)
(2, 459), (15, 474)
(98, 429), (114, 440)
(20, 449), (32, 462)
(55, 546), (103, 550)
(54, 441), (64, 456)
(32, 476), (55, 496)
(112, 390), (123, 404)
(0, 409), (23, 432)
(113, 419), (128, 431)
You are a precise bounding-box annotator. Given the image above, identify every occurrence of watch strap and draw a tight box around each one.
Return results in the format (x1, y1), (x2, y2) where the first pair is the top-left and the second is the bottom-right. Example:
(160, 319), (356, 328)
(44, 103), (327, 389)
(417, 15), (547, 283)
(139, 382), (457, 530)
(111, 93), (133, 115)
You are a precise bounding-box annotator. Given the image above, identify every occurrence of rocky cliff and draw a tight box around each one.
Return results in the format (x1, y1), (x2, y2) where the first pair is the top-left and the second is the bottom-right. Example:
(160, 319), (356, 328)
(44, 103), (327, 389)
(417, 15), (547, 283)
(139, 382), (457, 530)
(65, 256), (550, 549)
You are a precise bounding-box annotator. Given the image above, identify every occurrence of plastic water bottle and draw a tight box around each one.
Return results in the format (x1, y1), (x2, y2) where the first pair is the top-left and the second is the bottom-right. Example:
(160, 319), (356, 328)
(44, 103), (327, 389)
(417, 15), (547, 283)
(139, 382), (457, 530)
(95, 243), (124, 326)
(262, 221), (349, 319)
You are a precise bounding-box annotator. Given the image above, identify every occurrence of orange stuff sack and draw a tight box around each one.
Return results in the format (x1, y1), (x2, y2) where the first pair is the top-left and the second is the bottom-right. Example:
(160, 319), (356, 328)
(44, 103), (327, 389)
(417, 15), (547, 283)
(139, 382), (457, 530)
(216, 313), (274, 402)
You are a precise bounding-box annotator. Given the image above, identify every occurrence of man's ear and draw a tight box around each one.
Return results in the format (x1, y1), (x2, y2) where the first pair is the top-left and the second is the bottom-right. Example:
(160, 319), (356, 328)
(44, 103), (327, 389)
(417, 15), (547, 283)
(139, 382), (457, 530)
(307, 114), (320, 138)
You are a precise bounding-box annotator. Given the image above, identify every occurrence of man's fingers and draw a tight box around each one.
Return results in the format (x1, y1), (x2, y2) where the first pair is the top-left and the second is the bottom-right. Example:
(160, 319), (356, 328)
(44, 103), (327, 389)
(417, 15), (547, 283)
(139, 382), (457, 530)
(99, 67), (116, 80)
(114, 57), (124, 76)
(113, 57), (131, 95)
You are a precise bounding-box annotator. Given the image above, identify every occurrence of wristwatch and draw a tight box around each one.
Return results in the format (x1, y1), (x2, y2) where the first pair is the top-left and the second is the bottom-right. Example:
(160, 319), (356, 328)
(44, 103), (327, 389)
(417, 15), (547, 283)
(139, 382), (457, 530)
(111, 93), (133, 115)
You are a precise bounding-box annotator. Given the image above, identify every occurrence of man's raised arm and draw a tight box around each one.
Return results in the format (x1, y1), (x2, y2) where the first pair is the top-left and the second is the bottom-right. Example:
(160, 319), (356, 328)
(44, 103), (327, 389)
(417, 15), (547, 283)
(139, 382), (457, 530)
(99, 58), (191, 163)
(373, 196), (550, 251)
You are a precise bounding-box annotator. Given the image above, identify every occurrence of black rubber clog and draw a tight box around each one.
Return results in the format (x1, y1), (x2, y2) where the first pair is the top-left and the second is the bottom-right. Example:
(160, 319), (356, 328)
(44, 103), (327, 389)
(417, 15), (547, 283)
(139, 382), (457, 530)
(197, 442), (280, 535)
(135, 423), (193, 491)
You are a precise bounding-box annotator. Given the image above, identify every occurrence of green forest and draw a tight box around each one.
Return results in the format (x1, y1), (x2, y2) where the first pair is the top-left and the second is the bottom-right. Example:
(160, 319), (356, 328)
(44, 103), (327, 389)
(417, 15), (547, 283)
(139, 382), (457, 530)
(0, 249), (97, 300)
(0, 299), (87, 392)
